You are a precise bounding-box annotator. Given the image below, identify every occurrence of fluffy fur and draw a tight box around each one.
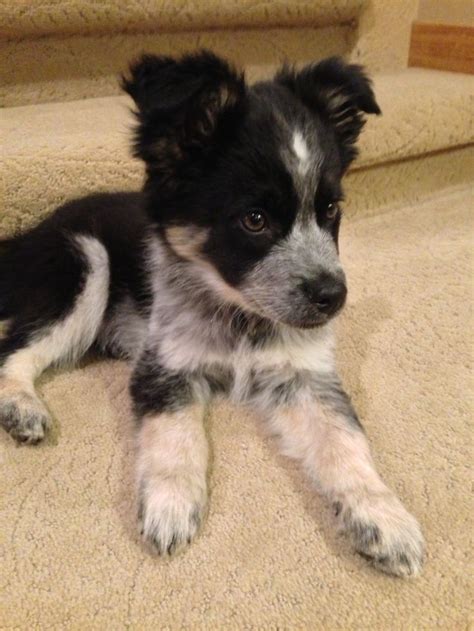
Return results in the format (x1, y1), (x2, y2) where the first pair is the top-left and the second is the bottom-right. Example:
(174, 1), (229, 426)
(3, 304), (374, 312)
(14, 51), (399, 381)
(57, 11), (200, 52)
(0, 50), (424, 576)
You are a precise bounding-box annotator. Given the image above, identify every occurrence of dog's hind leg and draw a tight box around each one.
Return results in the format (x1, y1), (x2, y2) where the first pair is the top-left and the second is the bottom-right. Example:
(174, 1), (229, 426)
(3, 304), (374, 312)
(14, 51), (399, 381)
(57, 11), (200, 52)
(0, 235), (109, 444)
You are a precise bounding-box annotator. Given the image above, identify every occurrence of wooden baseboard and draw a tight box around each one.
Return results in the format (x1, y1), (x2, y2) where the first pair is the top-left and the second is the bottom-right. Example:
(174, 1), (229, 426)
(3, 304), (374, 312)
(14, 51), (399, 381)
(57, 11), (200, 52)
(409, 22), (474, 74)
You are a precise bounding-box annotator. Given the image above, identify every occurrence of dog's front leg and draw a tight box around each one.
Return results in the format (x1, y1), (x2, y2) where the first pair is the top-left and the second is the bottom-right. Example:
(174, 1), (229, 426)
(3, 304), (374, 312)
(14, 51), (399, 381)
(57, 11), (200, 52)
(262, 373), (425, 577)
(130, 353), (209, 555)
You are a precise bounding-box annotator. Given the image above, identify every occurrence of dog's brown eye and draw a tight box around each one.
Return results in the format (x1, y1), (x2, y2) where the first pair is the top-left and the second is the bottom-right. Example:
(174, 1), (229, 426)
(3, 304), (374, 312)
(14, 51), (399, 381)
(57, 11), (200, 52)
(241, 209), (267, 233)
(326, 203), (339, 220)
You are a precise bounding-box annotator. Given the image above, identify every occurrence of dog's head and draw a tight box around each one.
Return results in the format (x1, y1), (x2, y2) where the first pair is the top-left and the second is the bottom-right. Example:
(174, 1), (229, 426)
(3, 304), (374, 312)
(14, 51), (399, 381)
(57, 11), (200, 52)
(123, 50), (380, 328)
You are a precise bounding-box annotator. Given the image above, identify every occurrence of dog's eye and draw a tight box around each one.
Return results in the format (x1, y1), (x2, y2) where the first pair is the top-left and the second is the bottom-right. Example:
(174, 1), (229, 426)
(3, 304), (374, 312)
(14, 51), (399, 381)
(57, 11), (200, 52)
(326, 202), (339, 220)
(241, 209), (267, 233)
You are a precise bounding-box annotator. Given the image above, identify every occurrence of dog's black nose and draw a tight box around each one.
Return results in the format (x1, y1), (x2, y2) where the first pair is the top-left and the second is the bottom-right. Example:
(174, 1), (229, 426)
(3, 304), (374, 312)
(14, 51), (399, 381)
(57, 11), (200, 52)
(301, 275), (347, 316)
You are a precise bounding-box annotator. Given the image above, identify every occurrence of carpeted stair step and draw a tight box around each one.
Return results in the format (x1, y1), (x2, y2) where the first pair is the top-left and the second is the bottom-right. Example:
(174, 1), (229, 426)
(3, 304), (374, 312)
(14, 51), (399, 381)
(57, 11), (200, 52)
(1, 0), (417, 106)
(1, 67), (472, 236)
(2, 0), (364, 38)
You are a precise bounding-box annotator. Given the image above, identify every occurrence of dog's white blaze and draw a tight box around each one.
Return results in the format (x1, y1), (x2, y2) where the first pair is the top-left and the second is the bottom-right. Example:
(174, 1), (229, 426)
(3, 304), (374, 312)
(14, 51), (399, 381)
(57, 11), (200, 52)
(1, 235), (109, 386)
(292, 130), (310, 175)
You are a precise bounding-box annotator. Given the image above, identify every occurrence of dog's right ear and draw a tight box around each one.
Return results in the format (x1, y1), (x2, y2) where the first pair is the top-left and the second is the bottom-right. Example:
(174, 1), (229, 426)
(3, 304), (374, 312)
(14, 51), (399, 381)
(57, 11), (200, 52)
(122, 50), (246, 180)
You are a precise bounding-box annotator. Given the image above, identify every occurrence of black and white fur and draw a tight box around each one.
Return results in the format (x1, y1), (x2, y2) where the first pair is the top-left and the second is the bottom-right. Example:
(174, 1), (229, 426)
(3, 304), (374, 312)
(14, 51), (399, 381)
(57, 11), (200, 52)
(0, 51), (424, 577)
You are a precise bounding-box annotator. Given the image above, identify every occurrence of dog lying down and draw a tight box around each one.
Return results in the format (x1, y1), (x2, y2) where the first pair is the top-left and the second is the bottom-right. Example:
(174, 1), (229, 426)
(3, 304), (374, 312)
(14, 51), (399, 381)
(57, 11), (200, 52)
(0, 50), (424, 576)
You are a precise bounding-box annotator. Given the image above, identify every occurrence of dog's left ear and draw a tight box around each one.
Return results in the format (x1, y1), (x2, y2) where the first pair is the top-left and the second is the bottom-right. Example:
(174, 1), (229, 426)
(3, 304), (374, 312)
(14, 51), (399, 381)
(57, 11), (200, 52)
(276, 57), (381, 171)
(122, 50), (246, 182)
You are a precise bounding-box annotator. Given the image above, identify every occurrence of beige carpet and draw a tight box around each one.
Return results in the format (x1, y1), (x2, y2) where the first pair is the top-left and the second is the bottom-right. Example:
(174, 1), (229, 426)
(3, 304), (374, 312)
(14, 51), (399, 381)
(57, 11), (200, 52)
(1, 187), (472, 629)
(1, 0), (416, 106)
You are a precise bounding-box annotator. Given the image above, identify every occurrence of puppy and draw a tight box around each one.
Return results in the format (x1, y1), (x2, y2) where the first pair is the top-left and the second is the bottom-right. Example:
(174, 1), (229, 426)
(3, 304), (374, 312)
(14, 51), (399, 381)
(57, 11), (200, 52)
(0, 51), (424, 576)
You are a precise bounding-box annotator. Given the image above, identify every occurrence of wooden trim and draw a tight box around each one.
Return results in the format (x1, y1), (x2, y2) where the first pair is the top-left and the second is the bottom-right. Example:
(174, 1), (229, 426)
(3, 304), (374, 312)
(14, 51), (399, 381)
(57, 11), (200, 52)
(409, 22), (474, 74)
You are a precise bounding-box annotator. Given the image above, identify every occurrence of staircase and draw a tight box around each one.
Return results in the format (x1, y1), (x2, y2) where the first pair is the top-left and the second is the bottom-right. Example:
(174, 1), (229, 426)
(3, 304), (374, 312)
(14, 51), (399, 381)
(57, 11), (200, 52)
(1, 0), (473, 236)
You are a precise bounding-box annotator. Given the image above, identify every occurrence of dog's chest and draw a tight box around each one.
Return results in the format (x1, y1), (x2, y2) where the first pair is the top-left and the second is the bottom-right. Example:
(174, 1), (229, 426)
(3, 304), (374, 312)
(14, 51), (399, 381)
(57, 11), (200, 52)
(154, 308), (336, 404)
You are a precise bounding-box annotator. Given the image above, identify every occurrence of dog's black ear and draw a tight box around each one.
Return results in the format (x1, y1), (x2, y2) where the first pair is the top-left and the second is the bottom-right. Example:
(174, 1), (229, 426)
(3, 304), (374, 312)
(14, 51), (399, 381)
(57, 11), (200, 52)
(122, 50), (246, 179)
(276, 57), (381, 170)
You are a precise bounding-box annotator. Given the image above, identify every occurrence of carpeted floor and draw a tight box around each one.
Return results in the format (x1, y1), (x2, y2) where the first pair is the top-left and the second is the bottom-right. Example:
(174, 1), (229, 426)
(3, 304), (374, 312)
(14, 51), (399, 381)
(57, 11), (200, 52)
(1, 187), (472, 629)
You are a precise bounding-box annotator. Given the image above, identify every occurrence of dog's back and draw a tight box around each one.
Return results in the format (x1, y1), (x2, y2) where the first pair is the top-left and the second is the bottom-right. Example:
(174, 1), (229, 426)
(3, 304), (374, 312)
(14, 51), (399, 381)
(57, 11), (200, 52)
(0, 191), (151, 329)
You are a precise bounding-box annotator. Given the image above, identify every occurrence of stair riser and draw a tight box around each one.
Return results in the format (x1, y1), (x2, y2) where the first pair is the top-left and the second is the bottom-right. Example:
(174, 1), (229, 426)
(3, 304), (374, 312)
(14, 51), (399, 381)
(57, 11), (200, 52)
(1, 24), (353, 107)
(1, 1), (418, 107)
(345, 146), (474, 219)
(1, 0), (363, 39)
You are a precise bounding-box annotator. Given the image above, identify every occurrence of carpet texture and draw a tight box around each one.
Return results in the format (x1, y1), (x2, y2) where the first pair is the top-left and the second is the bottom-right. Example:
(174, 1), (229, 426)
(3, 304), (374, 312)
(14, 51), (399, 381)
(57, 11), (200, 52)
(1, 0), (363, 38)
(1, 187), (472, 629)
(1, 0), (417, 106)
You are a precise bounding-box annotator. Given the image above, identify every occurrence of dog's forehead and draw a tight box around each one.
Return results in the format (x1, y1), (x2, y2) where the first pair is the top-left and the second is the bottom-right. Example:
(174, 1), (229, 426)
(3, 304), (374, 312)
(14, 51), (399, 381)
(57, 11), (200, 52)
(239, 85), (334, 220)
(250, 86), (324, 207)
(280, 126), (322, 209)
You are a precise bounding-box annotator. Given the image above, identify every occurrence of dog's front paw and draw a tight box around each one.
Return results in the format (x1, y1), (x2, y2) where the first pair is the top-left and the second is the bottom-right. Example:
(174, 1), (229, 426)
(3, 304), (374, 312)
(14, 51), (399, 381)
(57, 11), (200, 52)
(0, 385), (51, 444)
(138, 474), (207, 556)
(335, 492), (425, 578)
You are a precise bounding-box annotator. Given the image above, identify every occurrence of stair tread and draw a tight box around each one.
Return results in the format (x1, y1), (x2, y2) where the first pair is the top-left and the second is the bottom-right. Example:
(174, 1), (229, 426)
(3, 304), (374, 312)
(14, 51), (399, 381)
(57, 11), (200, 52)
(361, 68), (474, 168)
(2, 68), (473, 232)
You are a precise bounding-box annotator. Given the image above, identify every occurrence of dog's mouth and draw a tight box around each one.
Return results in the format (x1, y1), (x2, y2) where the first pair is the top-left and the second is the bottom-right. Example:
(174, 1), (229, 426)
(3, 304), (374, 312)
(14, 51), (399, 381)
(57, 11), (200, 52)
(287, 316), (331, 329)
(276, 312), (338, 330)
(242, 295), (342, 330)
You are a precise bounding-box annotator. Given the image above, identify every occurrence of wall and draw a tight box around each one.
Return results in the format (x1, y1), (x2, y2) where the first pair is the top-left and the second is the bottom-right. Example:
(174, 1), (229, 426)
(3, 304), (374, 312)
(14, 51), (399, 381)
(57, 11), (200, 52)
(418, 0), (473, 26)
